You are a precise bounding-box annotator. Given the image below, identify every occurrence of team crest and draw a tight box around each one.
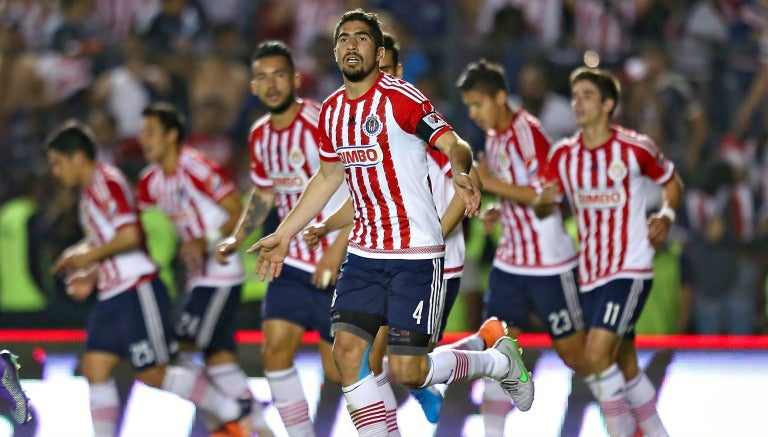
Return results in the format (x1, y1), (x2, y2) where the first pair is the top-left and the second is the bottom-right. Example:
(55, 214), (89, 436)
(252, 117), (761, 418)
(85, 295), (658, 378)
(608, 160), (627, 181)
(363, 114), (383, 137)
(289, 146), (306, 168)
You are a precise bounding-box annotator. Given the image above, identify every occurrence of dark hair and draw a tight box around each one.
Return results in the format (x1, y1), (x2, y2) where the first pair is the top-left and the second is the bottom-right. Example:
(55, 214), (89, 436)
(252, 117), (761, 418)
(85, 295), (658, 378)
(333, 9), (384, 48)
(382, 32), (399, 66)
(141, 102), (186, 144)
(456, 58), (509, 96)
(44, 119), (97, 160)
(569, 67), (621, 117)
(251, 40), (295, 71)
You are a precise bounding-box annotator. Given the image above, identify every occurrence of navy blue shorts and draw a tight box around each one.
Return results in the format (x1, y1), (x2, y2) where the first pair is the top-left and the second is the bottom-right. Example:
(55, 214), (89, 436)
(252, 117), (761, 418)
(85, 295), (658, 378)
(173, 283), (242, 354)
(431, 277), (461, 343)
(262, 264), (334, 343)
(86, 278), (177, 371)
(580, 278), (653, 336)
(484, 267), (584, 339)
(331, 253), (444, 350)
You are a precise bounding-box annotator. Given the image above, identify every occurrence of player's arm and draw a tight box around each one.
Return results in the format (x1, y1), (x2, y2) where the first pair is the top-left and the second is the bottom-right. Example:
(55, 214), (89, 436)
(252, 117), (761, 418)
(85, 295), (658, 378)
(53, 223), (142, 275)
(311, 224), (353, 288)
(216, 188), (275, 263)
(648, 173), (684, 246)
(441, 165), (481, 238)
(248, 159), (346, 281)
(433, 131), (481, 217)
(303, 197), (353, 249)
(476, 152), (538, 205)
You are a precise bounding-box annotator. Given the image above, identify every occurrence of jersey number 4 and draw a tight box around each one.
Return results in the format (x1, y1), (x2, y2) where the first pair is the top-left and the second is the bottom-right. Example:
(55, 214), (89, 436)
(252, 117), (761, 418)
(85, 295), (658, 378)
(413, 301), (424, 325)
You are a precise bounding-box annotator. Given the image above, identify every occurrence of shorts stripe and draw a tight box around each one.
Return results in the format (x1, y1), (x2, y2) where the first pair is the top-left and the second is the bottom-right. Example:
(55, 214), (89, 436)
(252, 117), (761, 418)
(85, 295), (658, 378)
(560, 269), (584, 331)
(137, 281), (169, 363)
(429, 278), (448, 344)
(617, 279), (642, 335)
(427, 259), (444, 338)
(196, 286), (231, 349)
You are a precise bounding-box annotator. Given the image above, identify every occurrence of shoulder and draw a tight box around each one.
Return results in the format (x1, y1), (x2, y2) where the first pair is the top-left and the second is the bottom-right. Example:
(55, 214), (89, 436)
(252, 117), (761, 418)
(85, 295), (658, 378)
(94, 164), (132, 199)
(137, 163), (161, 185)
(378, 74), (429, 105)
(614, 125), (660, 155)
(550, 132), (580, 157)
(179, 147), (218, 178)
(321, 86), (347, 108)
(298, 99), (322, 126)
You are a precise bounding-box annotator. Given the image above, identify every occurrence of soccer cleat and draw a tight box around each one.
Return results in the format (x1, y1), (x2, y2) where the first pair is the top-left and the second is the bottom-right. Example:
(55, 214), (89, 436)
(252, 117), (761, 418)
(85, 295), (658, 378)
(0, 350), (32, 425)
(478, 317), (508, 349)
(411, 385), (444, 424)
(211, 397), (253, 437)
(492, 337), (534, 412)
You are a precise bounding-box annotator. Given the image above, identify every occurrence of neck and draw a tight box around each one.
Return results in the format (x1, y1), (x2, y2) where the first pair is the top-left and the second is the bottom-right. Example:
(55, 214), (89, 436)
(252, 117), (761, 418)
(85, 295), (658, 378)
(344, 71), (380, 100)
(580, 122), (613, 149)
(270, 99), (302, 130)
(495, 104), (515, 132)
(80, 160), (97, 187)
(160, 146), (180, 173)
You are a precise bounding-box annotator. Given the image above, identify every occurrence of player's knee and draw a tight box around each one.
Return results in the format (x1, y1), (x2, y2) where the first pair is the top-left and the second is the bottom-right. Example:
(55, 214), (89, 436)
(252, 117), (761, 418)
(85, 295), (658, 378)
(331, 333), (367, 372)
(135, 365), (166, 388)
(388, 355), (429, 388)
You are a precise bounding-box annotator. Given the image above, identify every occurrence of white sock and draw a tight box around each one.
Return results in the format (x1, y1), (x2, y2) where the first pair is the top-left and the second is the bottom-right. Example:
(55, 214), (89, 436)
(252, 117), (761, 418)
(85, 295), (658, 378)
(208, 362), (270, 432)
(343, 372), (388, 436)
(435, 333), (485, 352)
(626, 371), (668, 437)
(375, 371), (399, 436)
(481, 378), (511, 437)
(585, 364), (632, 437)
(422, 349), (507, 386)
(266, 366), (314, 437)
(90, 379), (120, 437)
(161, 365), (240, 422)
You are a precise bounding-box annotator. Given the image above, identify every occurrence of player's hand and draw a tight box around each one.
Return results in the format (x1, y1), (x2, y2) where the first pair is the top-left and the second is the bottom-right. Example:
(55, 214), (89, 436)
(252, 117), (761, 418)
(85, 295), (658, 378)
(215, 236), (239, 265)
(64, 268), (97, 301)
(476, 152), (491, 181)
(535, 182), (563, 206)
(303, 224), (328, 250)
(180, 238), (206, 271)
(647, 214), (672, 248)
(52, 244), (95, 275)
(247, 233), (289, 281)
(312, 246), (345, 289)
(454, 172), (481, 217)
(480, 204), (501, 234)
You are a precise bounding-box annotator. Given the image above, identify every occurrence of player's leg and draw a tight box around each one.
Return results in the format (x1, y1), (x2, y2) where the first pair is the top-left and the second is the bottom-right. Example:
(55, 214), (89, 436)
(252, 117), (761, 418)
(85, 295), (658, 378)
(331, 254), (389, 435)
(617, 337), (668, 435)
(366, 326), (399, 434)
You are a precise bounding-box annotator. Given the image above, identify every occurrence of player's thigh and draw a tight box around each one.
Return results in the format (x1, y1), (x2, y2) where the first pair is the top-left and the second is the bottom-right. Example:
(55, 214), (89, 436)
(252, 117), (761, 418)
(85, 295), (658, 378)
(318, 339), (341, 383)
(581, 278), (652, 336)
(330, 254), (387, 344)
(369, 326), (389, 375)
(551, 330), (587, 375)
(388, 258), (444, 343)
(173, 284), (241, 354)
(484, 267), (532, 329)
(530, 268), (585, 339)
(261, 318), (305, 365)
(81, 351), (121, 383)
(431, 278), (461, 344)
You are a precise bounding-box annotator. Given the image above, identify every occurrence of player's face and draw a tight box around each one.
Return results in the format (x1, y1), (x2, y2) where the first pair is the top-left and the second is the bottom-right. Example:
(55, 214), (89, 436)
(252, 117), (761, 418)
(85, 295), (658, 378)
(47, 149), (79, 188)
(138, 116), (176, 163)
(251, 55), (298, 114)
(461, 89), (505, 132)
(379, 50), (402, 78)
(334, 20), (383, 83)
(570, 80), (612, 127)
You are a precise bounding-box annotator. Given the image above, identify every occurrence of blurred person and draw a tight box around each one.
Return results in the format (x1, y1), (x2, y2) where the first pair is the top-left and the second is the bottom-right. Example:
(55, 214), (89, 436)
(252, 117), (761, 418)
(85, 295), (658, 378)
(0, 349), (32, 425)
(537, 67), (680, 437)
(187, 96), (237, 177)
(474, 0), (564, 49)
(509, 61), (578, 142)
(49, 0), (102, 57)
(141, 0), (207, 77)
(87, 107), (145, 183)
(249, 9), (532, 435)
(45, 120), (253, 437)
(134, 102), (271, 435)
(458, 58), (586, 435)
(215, 40), (347, 436)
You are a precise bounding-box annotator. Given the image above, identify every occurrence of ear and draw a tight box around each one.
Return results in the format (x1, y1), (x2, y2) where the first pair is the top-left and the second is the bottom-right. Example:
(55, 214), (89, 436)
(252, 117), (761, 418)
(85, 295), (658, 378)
(333, 47), (338, 63)
(250, 79), (258, 95)
(603, 97), (616, 115)
(293, 71), (302, 89)
(494, 89), (507, 106)
(376, 46), (385, 62)
(395, 64), (403, 79)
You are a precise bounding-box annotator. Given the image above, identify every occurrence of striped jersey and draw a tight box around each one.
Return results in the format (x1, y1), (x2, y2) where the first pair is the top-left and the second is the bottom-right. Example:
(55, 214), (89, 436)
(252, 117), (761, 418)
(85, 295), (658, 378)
(542, 126), (676, 291)
(485, 109), (577, 276)
(79, 163), (157, 300)
(318, 72), (452, 260)
(136, 147), (244, 288)
(249, 99), (348, 272)
(426, 147), (464, 279)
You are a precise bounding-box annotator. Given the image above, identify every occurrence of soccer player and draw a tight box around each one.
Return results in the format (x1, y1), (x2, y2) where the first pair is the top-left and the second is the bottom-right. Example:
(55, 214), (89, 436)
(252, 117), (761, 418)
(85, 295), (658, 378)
(456, 58), (588, 434)
(0, 350), (32, 425)
(46, 121), (252, 437)
(250, 9), (533, 435)
(134, 102), (271, 435)
(215, 40), (349, 436)
(537, 67), (679, 437)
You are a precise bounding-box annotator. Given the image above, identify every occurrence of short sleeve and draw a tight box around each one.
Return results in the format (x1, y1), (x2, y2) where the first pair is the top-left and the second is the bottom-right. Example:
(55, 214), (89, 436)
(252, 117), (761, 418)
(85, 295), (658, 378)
(135, 173), (155, 212)
(632, 137), (675, 185)
(386, 82), (453, 146)
(104, 178), (139, 230)
(318, 104), (340, 162)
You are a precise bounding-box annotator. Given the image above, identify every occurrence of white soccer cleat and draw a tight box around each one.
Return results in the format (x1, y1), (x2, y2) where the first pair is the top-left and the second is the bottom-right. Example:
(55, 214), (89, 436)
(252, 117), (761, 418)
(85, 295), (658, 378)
(492, 337), (534, 411)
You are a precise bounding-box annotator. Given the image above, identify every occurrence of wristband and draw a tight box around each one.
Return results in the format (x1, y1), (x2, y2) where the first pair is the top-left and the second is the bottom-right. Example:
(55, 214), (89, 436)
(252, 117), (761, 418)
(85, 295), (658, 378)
(656, 205), (676, 223)
(205, 229), (223, 250)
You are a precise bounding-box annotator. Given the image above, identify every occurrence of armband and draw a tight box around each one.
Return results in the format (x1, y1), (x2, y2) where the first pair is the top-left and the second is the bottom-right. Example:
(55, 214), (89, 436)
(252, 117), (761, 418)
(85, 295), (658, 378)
(205, 228), (223, 250)
(656, 205), (676, 223)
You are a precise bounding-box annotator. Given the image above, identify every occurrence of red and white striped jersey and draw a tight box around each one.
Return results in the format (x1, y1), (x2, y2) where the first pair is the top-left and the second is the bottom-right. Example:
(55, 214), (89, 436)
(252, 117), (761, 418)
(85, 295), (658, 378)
(249, 100), (349, 272)
(318, 73), (452, 260)
(136, 147), (244, 288)
(485, 109), (577, 276)
(426, 147), (464, 279)
(79, 163), (157, 300)
(542, 126), (676, 291)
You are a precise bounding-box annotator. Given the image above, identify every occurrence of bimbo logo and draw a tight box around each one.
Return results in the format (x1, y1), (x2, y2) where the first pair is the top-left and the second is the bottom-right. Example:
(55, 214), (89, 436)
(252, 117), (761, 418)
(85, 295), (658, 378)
(337, 143), (383, 168)
(574, 187), (626, 209)
(271, 172), (308, 193)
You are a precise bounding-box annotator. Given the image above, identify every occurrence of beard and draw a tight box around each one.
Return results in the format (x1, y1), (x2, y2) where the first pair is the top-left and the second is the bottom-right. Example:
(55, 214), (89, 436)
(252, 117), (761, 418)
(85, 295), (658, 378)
(341, 62), (376, 83)
(264, 92), (295, 115)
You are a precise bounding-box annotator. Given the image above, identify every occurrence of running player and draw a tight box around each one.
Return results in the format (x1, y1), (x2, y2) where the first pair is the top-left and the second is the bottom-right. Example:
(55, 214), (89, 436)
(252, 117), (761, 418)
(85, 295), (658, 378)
(250, 9), (533, 435)
(215, 40), (348, 436)
(456, 59), (587, 434)
(134, 102), (271, 435)
(46, 120), (252, 437)
(537, 67), (678, 437)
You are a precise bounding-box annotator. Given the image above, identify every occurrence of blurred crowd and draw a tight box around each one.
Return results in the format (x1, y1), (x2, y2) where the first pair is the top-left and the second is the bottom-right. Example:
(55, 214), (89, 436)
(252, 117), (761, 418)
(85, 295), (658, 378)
(1, 0), (767, 334)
